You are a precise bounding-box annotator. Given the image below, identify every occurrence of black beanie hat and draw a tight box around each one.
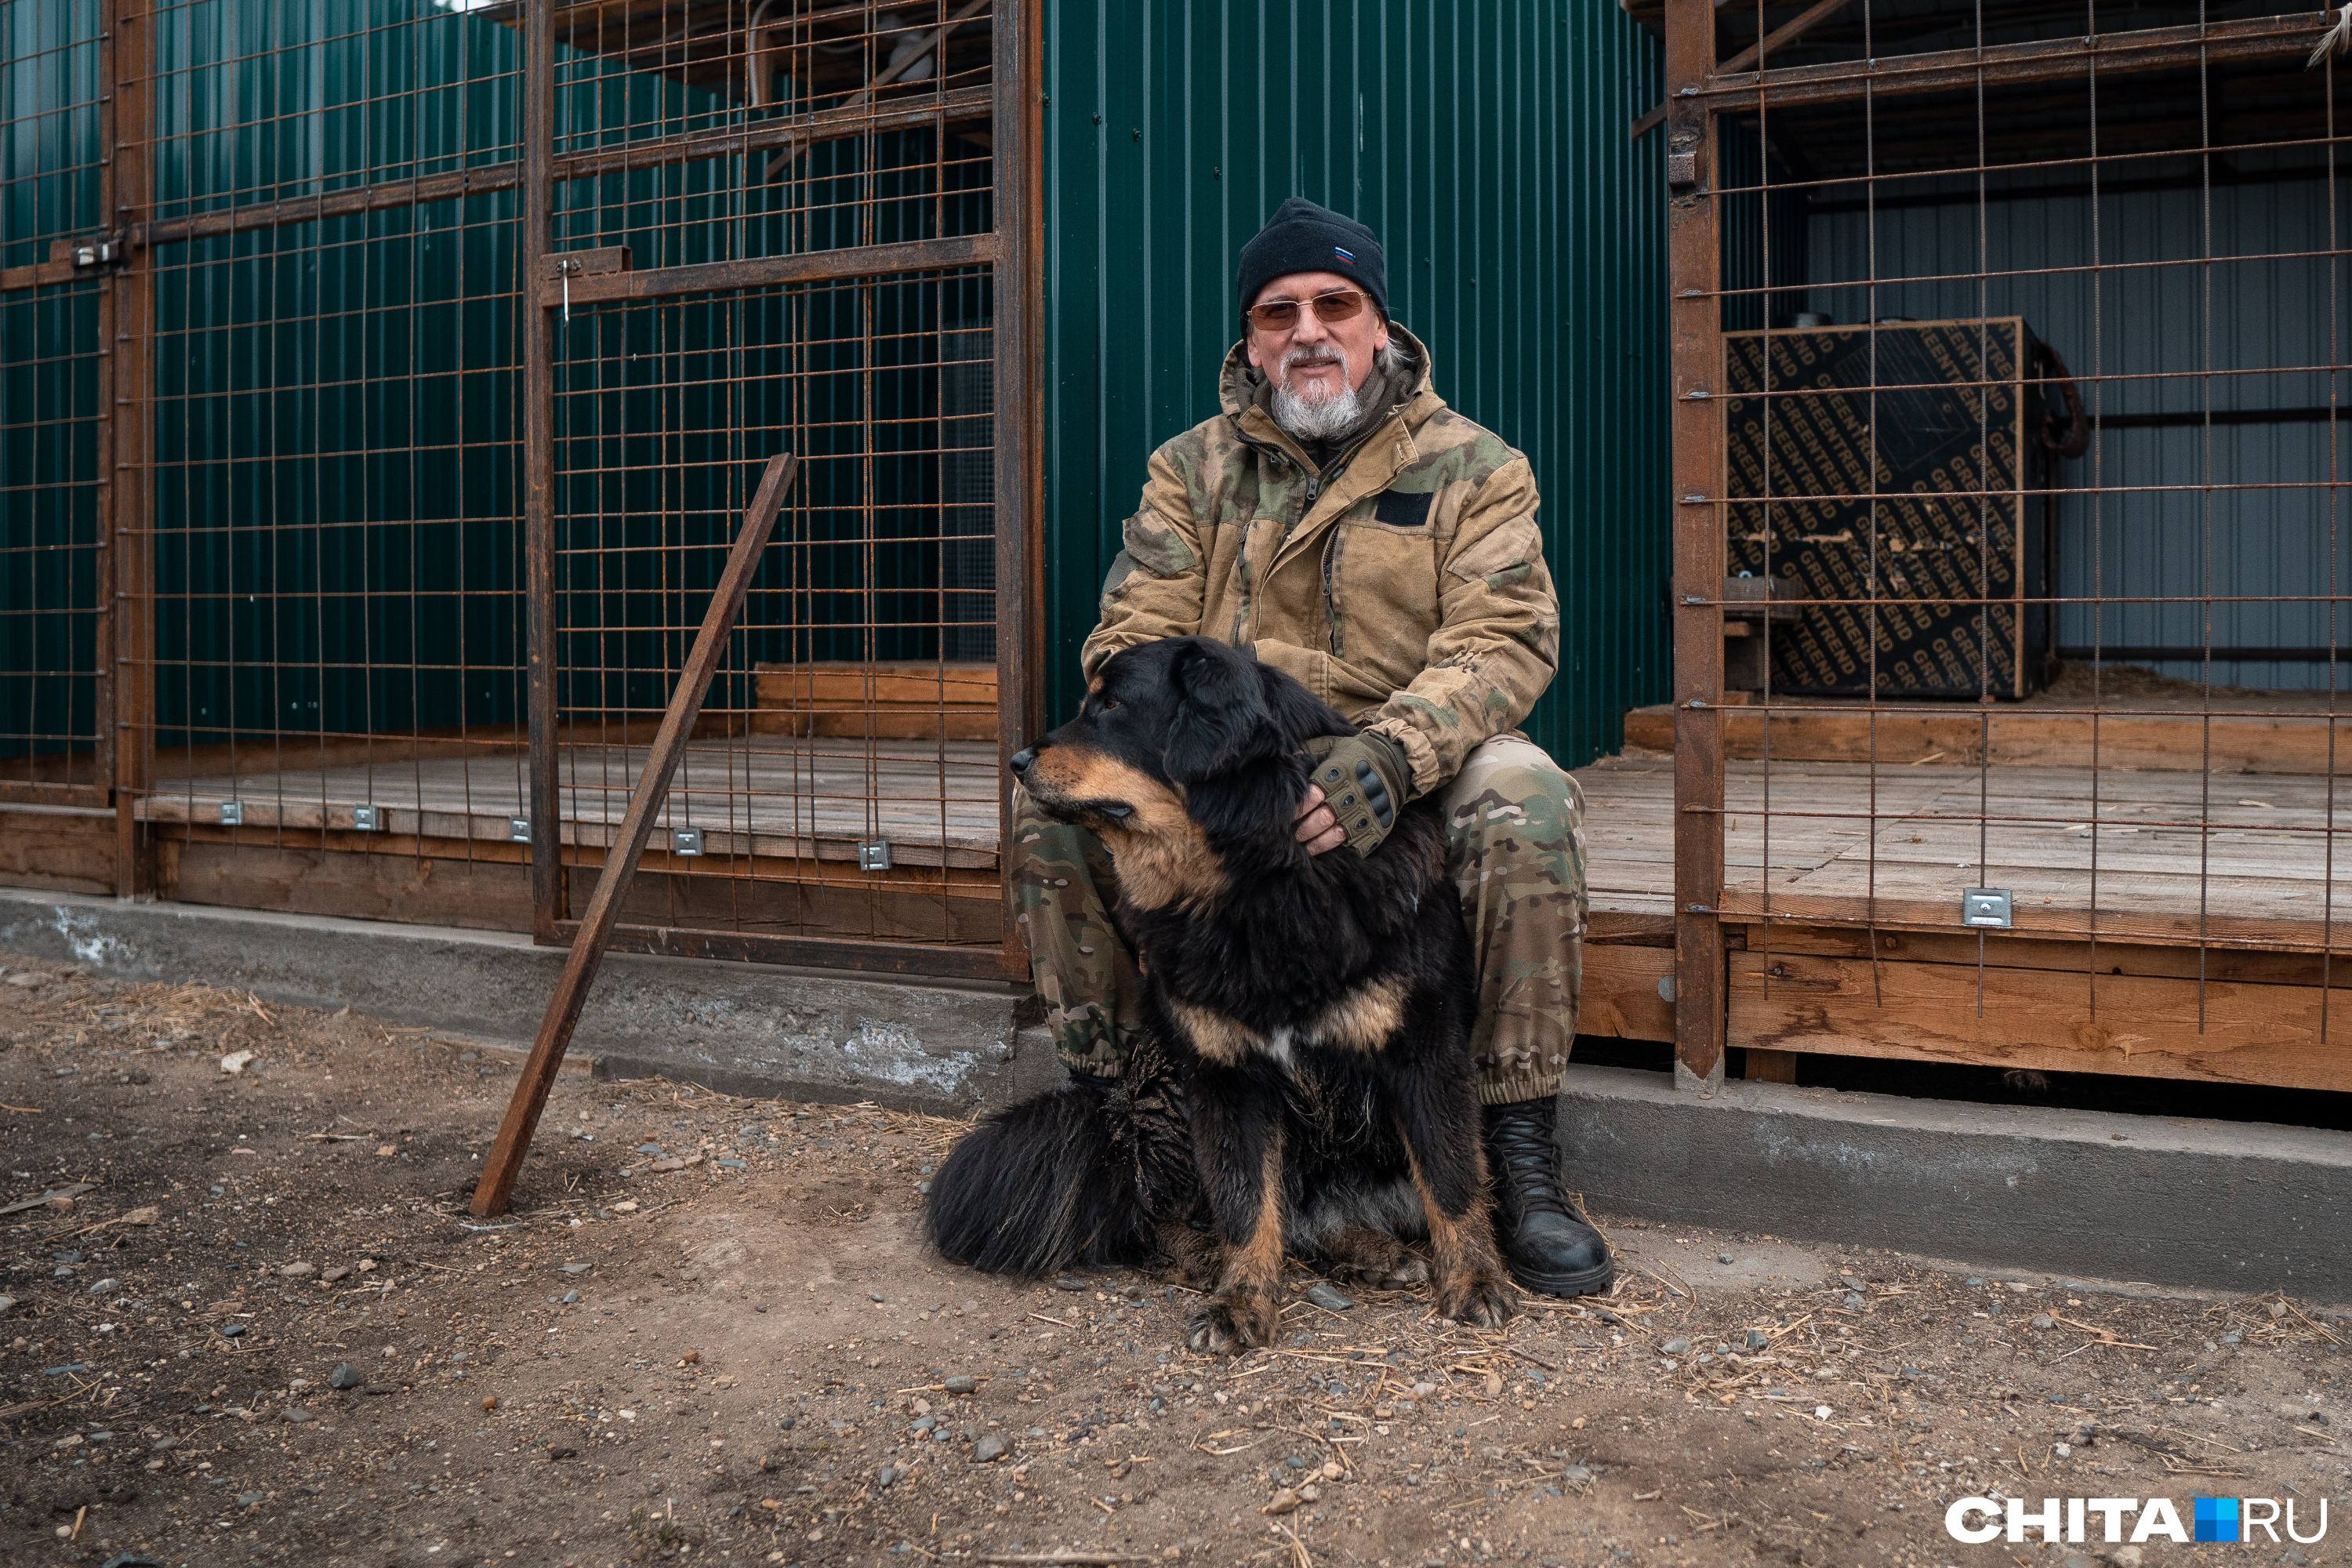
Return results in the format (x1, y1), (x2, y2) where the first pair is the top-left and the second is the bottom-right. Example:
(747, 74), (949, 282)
(1236, 198), (1388, 321)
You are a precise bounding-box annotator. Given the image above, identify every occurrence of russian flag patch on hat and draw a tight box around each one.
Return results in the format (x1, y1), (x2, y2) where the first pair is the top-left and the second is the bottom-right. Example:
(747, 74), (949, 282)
(1332, 245), (1356, 265)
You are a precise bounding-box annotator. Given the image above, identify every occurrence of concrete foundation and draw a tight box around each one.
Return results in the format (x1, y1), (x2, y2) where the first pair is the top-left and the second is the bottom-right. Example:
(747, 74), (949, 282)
(1563, 1064), (2352, 1304)
(0, 889), (1066, 1113)
(5, 889), (2347, 1300)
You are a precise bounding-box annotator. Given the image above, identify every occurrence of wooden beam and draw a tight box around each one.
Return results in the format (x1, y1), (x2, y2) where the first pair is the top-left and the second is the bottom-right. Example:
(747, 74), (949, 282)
(472, 452), (800, 1218)
(1729, 949), (2352, 1091)
(1698, 11), (2332, 111)
(1665, 0), (1730, 1093)
(1623, 702), (2352, 777)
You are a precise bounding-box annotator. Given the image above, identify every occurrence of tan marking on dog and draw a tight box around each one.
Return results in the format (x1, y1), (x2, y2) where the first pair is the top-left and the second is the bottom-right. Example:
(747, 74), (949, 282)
(1225, 1132), (1288, 1292)
(1022, 744), (1226, 910)
(1166, 999), (1263, 1067)
(1308, 975), (1409, 1052)
(1087, 675), (1105, 696)
(1400, 1134), (1510, 1328)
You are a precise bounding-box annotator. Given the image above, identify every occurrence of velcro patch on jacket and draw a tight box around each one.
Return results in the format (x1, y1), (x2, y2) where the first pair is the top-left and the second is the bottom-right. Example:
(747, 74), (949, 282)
(1370, 489), (1435, 529)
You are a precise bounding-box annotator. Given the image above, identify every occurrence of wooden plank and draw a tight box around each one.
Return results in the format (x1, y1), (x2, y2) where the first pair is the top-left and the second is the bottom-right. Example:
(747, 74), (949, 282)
(1730, 949), (2352, 1091)
(474, 452), (798, 1218)
(1582, 945), (1678, 1043)
(1624, 702), (2352, 776)
(1743, 1048), (1800, 1083)
(0, 806), (121, 897)
(158, 841), (535, 932)
(1741, 924), (2348, 986)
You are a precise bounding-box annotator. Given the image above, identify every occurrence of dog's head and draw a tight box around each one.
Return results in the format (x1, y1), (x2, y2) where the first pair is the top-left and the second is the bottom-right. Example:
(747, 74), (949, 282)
(1010, 638), (1352, 889)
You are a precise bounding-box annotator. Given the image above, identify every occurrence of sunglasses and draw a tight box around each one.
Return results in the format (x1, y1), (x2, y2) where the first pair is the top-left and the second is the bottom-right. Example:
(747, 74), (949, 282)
(1244, 288), (1369, 333)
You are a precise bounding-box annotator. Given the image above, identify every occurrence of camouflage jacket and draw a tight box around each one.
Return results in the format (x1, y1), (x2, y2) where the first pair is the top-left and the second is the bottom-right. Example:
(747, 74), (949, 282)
(1080, 326), (1560, 797)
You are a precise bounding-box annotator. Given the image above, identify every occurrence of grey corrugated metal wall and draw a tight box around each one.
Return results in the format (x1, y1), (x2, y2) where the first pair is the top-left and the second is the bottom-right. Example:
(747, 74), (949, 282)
(1040, 0), (1670, 768)
(1808, 159), (2352, 691)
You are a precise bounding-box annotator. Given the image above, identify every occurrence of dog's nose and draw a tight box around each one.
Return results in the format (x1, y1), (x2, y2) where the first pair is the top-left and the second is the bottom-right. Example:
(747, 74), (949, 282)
(1008, 746), (1036, 776)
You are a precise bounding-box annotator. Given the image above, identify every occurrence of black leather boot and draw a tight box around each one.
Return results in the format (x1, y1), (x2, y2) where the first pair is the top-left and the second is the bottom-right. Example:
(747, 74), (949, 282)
(1482, 1095), (1614, 1297)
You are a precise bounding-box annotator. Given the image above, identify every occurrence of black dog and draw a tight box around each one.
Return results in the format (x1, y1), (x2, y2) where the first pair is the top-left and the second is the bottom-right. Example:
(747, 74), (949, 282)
(924, 637), (1511, 1352)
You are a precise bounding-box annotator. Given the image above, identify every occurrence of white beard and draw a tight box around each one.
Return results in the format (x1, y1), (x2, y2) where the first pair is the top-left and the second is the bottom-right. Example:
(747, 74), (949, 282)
(1271, 346), (1363, 442)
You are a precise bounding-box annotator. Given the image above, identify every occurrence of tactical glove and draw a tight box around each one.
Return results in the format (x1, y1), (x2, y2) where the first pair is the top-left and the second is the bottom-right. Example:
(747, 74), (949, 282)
(1301, 732), (1414, 858)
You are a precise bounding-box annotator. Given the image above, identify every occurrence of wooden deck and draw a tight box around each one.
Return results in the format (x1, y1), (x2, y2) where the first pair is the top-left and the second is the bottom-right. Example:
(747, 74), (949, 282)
(136, 736), (1003, 870)
(1581, 754), (2352, 949)
(1575, 750), (2352, 1092)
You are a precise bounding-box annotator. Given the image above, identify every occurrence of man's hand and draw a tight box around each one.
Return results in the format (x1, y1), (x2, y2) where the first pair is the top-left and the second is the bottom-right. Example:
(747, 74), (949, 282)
(1299, 734), (1413, 858)
(1293, 783), (1346, 855)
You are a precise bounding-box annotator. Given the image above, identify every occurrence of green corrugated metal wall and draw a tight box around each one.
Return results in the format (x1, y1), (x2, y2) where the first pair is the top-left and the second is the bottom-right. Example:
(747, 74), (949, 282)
(1040, 0), (1669, 768)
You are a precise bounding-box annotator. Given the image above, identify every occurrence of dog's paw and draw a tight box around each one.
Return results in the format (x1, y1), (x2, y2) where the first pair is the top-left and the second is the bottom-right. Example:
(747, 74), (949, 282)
(1186, 1290), (1279, 1356)
(1435, 1269), (1514, 1330)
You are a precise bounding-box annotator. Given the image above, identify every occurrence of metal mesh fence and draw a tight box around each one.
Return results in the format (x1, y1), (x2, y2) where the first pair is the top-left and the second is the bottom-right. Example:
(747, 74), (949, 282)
(1656, 0), (2350, 1091)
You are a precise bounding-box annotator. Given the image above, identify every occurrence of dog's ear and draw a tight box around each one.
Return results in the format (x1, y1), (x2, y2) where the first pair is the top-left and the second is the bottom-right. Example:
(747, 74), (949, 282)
(1163, 638), (1272, 783)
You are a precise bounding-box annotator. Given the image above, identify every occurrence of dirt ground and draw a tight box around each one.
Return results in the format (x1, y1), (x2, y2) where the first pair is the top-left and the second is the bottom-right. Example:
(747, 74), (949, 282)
(0, 949), (2344, 1568)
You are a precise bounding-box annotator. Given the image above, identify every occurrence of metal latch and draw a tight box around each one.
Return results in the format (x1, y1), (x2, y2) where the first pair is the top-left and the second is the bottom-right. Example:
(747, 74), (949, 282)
(858, 839), (892, 871)
(73, 237), (121, 270)
(509, 817), (532, 842)
(672, 828), (703, 856)
(1961, 888), (2013, 928)
(351, 804), (381, 831)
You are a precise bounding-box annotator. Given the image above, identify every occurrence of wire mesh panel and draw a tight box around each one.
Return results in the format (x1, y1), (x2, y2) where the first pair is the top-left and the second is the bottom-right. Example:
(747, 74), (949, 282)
(125, 0), (528, 920)
(532, 1), (1011, 966)
(1653, 0), (2352, 1092)
(0, 0), (111, 800)
(546, 273), (999, 951)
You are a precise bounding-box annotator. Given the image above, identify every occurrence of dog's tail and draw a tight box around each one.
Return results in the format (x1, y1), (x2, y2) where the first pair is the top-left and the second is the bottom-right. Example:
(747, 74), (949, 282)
(924, 1081), (1158, 1276)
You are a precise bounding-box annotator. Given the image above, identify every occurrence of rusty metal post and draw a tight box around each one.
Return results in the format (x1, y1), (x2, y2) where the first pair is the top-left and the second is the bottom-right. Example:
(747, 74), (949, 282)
(472, 455), (800, 1218)
(522, 0), (561, 940)
(1665, 0), (1728, 1093)
(992, 0), (1044, 982)
(106, 0), (153, 896)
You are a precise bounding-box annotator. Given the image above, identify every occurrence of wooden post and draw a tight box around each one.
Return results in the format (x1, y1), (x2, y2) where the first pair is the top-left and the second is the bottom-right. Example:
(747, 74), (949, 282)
(1665, 0), (1730, 1094)
(470, 453), (800, 1218)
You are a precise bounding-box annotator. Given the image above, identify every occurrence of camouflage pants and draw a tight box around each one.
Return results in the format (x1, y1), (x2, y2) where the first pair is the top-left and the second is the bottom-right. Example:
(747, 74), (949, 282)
(1011, 733), (1586, 1105)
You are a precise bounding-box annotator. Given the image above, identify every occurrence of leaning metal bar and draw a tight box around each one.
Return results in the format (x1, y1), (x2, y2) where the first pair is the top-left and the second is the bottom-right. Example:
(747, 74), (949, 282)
(1695, 13), (2331, 109)
(1667, 0), (1729, 1094)
(474, 452), (799, 1218)
(525, 0), (561, 941)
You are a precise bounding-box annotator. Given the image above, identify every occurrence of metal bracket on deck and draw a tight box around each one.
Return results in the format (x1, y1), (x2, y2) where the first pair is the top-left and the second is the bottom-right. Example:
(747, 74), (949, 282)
(672, 828), (703, 856)
(217, 800), (242, 826)
(858, 839), (892, 871)
(509, 817), (531, 842)
(351, 804), (381, 832)
(1962, 888), (2014, 928)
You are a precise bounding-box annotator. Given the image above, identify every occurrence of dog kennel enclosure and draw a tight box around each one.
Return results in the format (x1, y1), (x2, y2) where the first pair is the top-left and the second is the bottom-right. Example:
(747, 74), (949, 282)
(1, 0), (1671, 980)
(1577, 0), (2352, 1098)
